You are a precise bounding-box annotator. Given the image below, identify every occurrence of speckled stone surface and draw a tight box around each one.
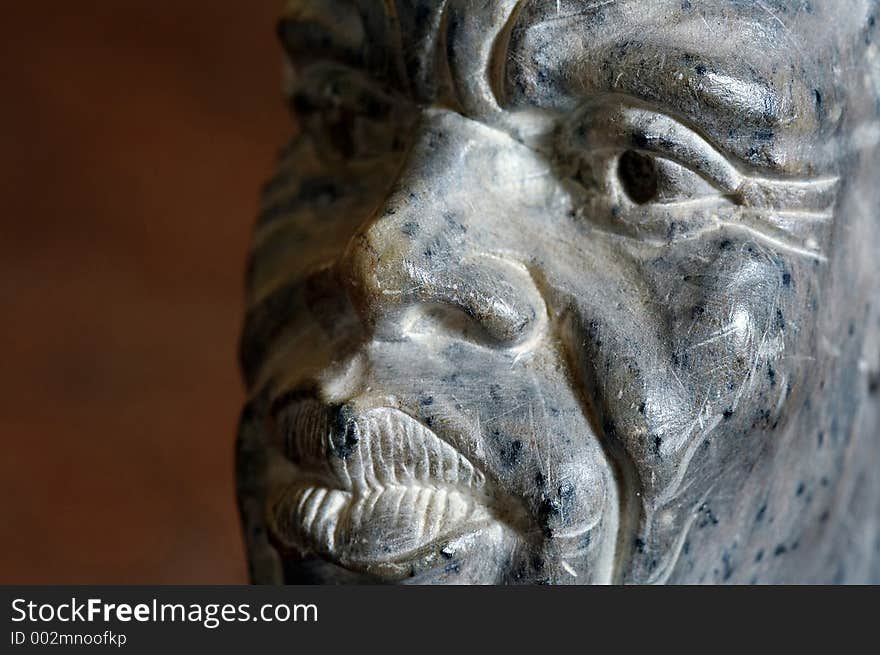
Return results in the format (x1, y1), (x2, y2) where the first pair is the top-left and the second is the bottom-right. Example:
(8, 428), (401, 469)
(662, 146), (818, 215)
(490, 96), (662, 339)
(237, 0), (880, 584)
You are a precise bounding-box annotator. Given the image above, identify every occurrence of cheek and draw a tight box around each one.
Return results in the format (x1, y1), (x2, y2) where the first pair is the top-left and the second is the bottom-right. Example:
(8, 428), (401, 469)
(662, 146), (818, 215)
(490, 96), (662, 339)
(571, 240), (811, 501)
(667, 245), (810, 439)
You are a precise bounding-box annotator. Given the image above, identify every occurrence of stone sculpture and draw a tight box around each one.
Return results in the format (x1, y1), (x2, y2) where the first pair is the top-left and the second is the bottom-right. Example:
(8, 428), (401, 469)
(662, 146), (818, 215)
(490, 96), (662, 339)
(237, 0), (880, 584)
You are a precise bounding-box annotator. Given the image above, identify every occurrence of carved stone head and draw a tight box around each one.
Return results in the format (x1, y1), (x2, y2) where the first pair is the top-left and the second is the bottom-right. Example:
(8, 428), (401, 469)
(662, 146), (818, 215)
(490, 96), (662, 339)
(237, 0), (880, 584)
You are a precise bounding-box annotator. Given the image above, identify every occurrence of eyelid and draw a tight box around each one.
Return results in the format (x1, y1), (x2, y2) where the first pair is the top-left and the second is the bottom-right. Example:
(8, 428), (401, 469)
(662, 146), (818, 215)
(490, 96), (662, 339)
(571, 102), (744, 192)
(734, 176), (839, 213)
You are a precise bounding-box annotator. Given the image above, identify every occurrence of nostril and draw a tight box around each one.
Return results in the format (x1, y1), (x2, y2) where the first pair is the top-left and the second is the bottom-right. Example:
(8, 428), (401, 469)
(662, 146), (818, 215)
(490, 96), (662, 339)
(382, 254), (548, 350)
(423, 257), (545, 345)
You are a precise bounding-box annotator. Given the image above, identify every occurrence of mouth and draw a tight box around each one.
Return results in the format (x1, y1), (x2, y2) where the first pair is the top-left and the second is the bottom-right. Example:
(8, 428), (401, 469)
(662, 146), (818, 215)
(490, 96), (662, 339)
(267, 397), (496, 575)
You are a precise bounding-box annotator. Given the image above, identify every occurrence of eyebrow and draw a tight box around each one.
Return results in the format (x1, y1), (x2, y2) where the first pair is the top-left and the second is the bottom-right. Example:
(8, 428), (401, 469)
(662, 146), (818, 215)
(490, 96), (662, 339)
(687, 70), (786, 128)
(499, 0), (812, 128)
(503, 37), (790, 127)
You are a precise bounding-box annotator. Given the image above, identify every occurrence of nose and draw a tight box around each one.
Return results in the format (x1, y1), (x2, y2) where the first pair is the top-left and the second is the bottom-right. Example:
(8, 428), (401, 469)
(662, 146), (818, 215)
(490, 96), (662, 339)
(338, 110), (547, 349)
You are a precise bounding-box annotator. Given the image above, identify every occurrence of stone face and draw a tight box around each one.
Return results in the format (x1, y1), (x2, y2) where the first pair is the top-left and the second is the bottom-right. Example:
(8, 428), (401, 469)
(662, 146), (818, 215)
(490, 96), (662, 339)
(237, 0), (880, 584)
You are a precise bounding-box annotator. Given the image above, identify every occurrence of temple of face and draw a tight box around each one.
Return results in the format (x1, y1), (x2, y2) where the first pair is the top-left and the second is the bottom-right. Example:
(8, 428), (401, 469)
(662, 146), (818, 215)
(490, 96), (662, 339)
(237, 0), (880, 584)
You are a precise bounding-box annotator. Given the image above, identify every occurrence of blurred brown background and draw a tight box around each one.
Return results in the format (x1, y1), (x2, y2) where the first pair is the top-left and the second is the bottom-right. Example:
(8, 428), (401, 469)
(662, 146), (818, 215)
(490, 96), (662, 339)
(0, 2), (289, 582)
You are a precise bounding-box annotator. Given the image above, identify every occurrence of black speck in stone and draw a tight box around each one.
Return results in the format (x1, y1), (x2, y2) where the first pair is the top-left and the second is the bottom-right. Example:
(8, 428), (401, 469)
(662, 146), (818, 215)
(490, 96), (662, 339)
(755, 503), (767, 523)
(329, 406), (360, 459)
(557, 482), (576, 503)
(537, 496), (561, 536)
(697, 503), (719, 528)
(722, 551), (733, 581)
(578, 533), (593, 551)
(868, 371), (879, 395)
(444, 561), (461, 574)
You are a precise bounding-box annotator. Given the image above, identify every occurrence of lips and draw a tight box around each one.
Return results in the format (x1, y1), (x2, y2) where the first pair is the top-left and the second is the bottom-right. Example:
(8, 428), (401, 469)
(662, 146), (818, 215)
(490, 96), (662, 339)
(268, 399), (493, 572)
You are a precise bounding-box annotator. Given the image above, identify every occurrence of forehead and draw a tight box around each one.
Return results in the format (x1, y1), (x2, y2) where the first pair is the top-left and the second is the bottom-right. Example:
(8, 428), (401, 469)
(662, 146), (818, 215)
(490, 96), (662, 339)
(281, 0), (871, 171)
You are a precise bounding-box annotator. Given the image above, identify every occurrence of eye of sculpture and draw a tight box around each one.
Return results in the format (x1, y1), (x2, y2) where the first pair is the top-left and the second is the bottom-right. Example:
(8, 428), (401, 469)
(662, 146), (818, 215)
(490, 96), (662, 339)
(617, 150), (659, 204)
(236, 0), (880, 585)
